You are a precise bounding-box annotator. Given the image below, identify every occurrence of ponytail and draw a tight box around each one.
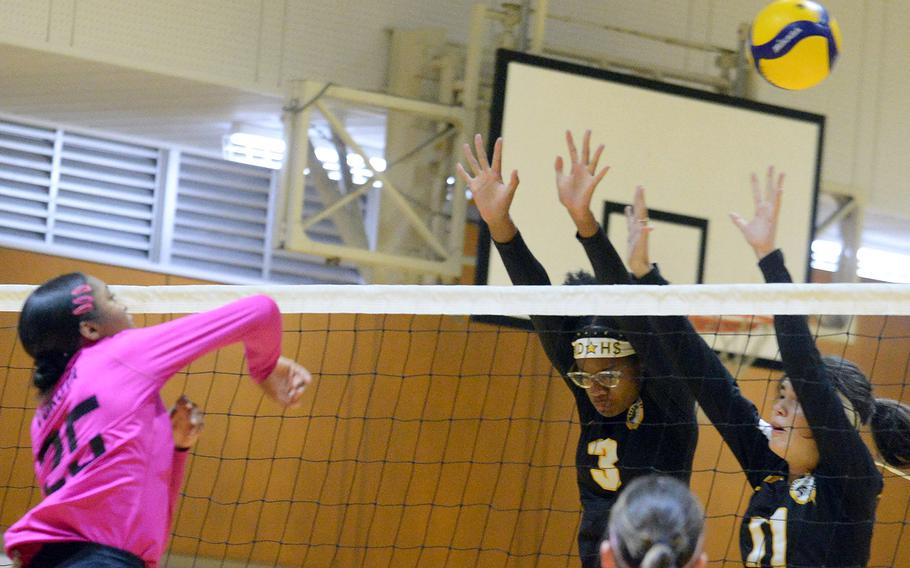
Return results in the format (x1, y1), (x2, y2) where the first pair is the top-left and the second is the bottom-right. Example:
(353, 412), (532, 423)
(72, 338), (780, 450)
(33, 352), (75, 393)
(608, 476), (704, 568)
(640, 542), (678, 568)
(871, 398), (910, 468)
(18, 272), (96, 395)
(822, 356), (910, 467)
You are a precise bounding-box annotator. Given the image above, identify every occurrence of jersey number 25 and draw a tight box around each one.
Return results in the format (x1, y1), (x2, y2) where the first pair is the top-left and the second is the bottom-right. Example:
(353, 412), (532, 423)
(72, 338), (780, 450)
(37, 395), (106, 496)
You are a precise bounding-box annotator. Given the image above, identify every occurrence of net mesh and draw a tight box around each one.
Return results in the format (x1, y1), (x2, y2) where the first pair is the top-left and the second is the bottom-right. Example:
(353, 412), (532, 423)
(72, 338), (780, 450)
(1, 285), (909, 568)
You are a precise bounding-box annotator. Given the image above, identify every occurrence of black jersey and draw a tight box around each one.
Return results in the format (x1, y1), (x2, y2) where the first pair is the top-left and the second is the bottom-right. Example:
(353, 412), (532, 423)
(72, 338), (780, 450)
(645, 250), (882, 568)
(493, 229), (698, 513)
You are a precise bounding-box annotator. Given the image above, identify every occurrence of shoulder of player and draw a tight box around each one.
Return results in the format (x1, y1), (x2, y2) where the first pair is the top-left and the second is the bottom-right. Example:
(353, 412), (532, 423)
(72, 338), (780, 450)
(813, 463), (884, 499)
(638, 387), (696, 420)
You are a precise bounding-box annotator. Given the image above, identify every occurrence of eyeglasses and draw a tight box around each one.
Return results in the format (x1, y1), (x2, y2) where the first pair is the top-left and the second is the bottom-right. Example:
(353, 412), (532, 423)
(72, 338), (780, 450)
(566, 369), (624, 389)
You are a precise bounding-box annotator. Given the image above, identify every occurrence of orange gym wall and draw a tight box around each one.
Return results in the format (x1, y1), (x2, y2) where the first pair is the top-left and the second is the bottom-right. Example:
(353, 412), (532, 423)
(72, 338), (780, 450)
(0, 246), (908, 567)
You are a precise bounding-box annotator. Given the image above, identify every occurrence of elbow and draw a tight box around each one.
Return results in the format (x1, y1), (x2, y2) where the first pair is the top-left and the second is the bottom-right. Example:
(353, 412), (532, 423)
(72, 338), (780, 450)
(247, 294), (281, 324)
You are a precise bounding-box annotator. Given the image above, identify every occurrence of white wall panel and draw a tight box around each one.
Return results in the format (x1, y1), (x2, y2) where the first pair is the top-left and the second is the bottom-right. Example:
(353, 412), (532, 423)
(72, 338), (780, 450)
(0, 0), (52, 42)
(871, 1), (910, 218)
(71, 0), (263, 86)
(279, 0), (487, 90)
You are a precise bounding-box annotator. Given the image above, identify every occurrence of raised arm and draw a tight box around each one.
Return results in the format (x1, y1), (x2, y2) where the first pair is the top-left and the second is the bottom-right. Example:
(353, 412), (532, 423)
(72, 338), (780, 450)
(618, 185), (781, 486)
(645, 290), (782, 487)
(731, 169), (878, 485)
(110, 295), (311, 408)
(553, 132), (695, 418)
(458, 133), (576, 375)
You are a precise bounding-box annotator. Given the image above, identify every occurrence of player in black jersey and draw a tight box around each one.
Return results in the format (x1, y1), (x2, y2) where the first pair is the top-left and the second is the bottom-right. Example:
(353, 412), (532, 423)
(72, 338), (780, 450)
(625, 171), (910, 567)
(457, 132), (698, 568)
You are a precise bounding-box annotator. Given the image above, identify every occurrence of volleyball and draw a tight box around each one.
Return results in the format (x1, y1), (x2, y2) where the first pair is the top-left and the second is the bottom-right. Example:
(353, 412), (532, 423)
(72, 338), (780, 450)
(749, 0), (841, 90)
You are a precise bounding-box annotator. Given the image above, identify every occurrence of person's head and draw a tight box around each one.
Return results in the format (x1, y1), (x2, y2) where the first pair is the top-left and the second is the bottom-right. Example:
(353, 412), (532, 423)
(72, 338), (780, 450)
(18, 273), (133, 395)
(600, 475), (707, 568)
(768, 355), (910, 471)
(570, 321), (642, 418)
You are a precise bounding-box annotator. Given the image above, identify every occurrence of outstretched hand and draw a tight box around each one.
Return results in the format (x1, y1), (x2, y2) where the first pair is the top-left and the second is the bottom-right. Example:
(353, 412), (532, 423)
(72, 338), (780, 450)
(730, 167), (784, 260)
(556, 130), (609, 237)
(260, 356), (312, 408)
(624, 186), (653, 279)
(456, 133), (519, 243)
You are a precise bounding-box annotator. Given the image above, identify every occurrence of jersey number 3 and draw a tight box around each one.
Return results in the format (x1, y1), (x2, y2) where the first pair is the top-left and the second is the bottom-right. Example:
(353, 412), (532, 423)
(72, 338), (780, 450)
(587, 438), (620, 491)
(746, 507), (787, 567)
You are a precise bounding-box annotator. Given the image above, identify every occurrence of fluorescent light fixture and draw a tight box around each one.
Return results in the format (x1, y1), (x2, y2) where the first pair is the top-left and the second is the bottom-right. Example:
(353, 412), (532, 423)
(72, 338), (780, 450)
(857, 247), (910, 283)
(222, 124), (286, 170)
(369, 157), (387, 172)
(346, 153), (365, 168)
(811, 239), (842, 272)
(314, 146), (339, 163)
(811, 238), (910, 282)
(351, 167), (373, 178)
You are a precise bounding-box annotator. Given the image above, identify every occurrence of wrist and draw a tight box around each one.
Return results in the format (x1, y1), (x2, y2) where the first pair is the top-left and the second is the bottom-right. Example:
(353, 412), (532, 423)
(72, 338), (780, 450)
(630, 263), (651, 279)
(571, 210), (599, 238)
(754, 245), (775, 260)
(488, 217), (518, 243)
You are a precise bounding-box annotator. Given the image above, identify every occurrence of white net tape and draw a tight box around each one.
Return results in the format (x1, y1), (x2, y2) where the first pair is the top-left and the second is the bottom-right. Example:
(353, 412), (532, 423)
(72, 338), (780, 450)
(2, 283), (910, 315)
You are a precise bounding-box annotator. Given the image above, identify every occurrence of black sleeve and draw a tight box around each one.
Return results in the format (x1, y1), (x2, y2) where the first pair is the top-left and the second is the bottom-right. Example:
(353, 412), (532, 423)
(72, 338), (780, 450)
(758, 250), (880, 498)
(645, 298), (783, 487)
(636, 263), (783, 487)
(493, 231), (577, 378)
(577, 228), (695, 422)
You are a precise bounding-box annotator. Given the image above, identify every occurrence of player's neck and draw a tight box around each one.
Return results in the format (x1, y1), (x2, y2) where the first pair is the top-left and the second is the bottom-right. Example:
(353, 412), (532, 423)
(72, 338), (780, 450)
(786, 464), (814, 483)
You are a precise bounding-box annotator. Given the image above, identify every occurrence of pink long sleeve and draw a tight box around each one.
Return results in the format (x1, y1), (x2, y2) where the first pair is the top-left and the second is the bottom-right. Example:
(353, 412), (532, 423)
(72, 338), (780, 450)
(4, 295), (282, 567)
(166, 450), (189, 544)
(112, 293), (282, 387)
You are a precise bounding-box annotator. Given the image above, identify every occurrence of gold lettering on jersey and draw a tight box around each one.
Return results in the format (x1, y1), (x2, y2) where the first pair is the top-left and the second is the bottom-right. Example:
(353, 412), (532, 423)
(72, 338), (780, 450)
(746, 506), (787, 567)
(789, 475), (816, 505)
(587, 438), (621, 491)
(626, 398), (644, 430)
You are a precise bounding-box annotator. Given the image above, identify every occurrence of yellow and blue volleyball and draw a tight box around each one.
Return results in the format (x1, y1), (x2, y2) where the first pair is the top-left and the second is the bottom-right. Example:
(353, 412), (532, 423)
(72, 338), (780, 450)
(749, 0), (841, 91)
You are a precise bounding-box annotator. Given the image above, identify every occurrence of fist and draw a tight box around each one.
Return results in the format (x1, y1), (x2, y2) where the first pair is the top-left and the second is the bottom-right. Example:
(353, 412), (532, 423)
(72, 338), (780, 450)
(171, 395), (204, 450)
(260, 356), (312, 408)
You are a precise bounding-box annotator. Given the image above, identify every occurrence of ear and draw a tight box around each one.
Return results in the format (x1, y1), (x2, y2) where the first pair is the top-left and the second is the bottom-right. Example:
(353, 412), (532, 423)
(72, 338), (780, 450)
(599, 540), (616, 568)
(79, 320), (102, 342)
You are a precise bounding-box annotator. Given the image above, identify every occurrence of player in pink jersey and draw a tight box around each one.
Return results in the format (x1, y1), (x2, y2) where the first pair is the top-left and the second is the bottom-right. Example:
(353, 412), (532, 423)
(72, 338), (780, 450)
(4, 273), (311, 567)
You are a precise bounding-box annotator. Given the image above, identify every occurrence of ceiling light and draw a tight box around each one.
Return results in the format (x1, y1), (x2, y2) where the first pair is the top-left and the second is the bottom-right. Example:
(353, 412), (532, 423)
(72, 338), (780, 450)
(222, 124), (285, 170)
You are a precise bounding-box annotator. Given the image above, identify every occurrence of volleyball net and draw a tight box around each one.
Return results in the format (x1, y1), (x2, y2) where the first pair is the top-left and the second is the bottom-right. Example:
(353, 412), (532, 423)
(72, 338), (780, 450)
(1, 284), (909, 568)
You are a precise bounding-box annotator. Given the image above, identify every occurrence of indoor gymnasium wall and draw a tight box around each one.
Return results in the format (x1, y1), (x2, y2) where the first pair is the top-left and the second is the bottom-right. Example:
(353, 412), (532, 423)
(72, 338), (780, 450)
(1, 248), (908, 566)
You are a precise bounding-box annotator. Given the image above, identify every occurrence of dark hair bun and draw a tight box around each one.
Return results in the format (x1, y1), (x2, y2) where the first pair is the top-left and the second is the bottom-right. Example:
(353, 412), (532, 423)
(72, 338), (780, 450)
(33, 352), (71, 392)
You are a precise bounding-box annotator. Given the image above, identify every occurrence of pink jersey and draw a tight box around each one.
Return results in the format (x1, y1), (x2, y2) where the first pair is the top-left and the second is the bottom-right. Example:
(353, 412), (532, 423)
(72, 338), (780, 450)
(4, 295), (282, 567)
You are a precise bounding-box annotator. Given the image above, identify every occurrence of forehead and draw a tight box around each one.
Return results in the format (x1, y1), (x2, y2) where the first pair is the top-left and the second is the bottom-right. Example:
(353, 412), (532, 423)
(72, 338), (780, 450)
(84, 275), (109, 293)
(578, 356), (638, 373)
